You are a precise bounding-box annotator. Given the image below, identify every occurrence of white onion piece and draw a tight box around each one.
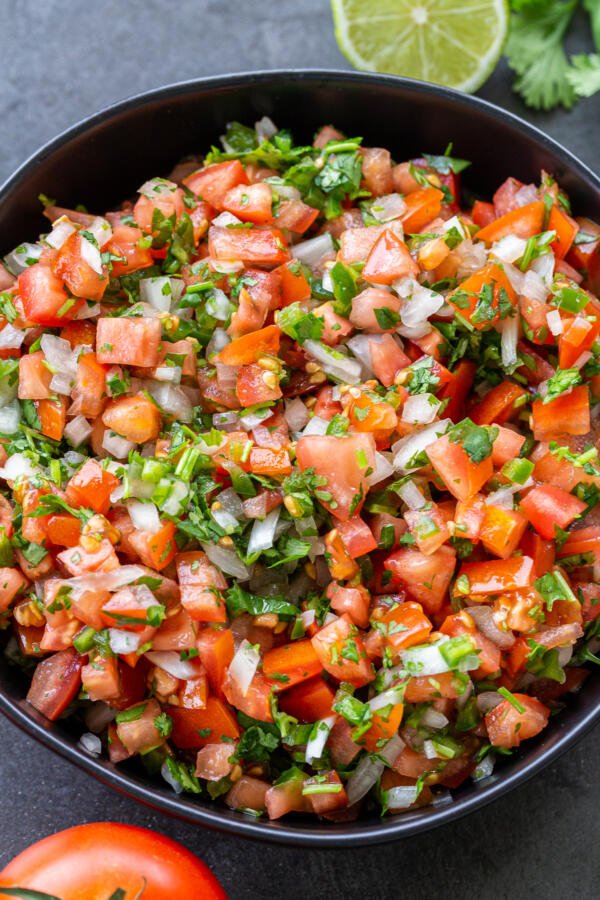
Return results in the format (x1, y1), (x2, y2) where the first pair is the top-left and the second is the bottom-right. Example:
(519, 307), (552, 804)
(255, 115), (277, 142)
(153, 365), (182, 384)
(557, 645), (573, 667)
(86, 216), (113, 248)
(397, 479), (427, 510)
(455, 239), (487, 278)
(303, 340), (361, 384)
(67, 565), (149, 594)
(574, 350), (593, 370)
(64, 415), (92, 446)
(485, 479), (532, 509)
(491, 234), (527, 264)
(239, 407), (271, 430)
(78, 732), (102, 756)
(347, 334), (374, 374)
(228, 639), (260, 697)
(161, 761), (183, 794)
(300, 609), (316, 629)
(284, 398), (310, 432)
(140, 276), (173, 312)
(473, 753), (496, 782)
(213, 411), (239, 432)
(4, 242), (43, 275)
(138, 177), (178, 199)
(0, 324), (26, 350)
(0, 452), (42, 481)
(531, 251), (555, 288)
(160, 480), (189, 517)
(216, 488), (245, 519)
(387, 785), (419, 809)
(368, 685), (405, 712)
(144, 381), (192, 423)
(346, 754), (385, 806)
(300, 415), (329, 437)
(392, 419), (451, 473)
(85, 702), (116, 734)
(546, 308), (564, 335)
(500, 316), (519, 368)
(476, 691), (504, 713)
(400, 283), (444, 327)
(247, 508), (280, 556)
(201, 541), (250, 580)
(127, 499), (161, 534)
(305, 715), (336, 765)
(0, 400), (21, 434)
(212, 211), (242, 227)
(367, 451), (395, 487)
(503, 262), (525, 295)
(467, 605), (515, 649)
(74, 302), (102, 320)
(41, 334), (77, 375)
(321, 268), (334, 293)
(370, 193), (407, 223)
(402, 392), (441, 425)
(442, 215), (468, 240)
(109, 629), (144, 655)
(421, 708), (449, 730)
(103, 431), (135, 459)
(206, 288), (233, 321)
(292, 232), (334, 267)
(396, 320), (432, 340)
(145, 650), (204, 680)
(211, 259), (245, 275)
(80, 234), (103, 274)
(400, 640), (454, 676)
(522, 269), (548, 303)
(45, 218), (77, 249)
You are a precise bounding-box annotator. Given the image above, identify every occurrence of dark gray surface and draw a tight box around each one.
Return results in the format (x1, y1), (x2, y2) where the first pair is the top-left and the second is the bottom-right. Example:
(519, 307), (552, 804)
(0, 2), (599, 897)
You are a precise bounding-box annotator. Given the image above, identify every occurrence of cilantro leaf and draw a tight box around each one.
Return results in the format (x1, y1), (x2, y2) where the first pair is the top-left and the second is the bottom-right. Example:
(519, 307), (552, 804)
(447, 418), (497, 464)
(567, 53), (600, 98)
(276, 302), (324, 344)
(225, 583), (298, 619)
(543, 367), (582, 404)
(422, 150), (471, 175)
(505, 0), (578, 111)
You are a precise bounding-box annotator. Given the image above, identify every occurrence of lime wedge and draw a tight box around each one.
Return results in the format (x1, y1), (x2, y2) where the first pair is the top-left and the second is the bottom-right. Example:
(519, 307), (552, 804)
(331, 0), (509, 93)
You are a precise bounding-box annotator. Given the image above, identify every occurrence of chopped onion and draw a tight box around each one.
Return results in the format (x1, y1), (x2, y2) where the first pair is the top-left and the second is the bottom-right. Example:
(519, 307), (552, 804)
(485, 479), (531, 509)
(80, 234), (103, 274)
(455, 239), (487, 278)
(400, 640), (452, 676)
(64, 415), (92, 447)
(473, 753), (496, 782)
(213, 410), (239, 432)
(102, 430), (135, 459)
(201, 541), (250, 580)
(321, 267), (334, 293)
(74, 301), (101, 320)
(515, 184), (539, 207)
(41, 334), (77, 375)
(140, 276), (173, 312)
(255, 115), (277, 141)
(284, 398), (310, 432)
(500, 316), (519, 368)
(86, 216), (113, 248)
(400, 283), (444, 327)
(396, 320), (432, 340)
(85, 702), (116, 734)
(303, 340), (361, 385)
(206, 288), (233, 321)
(300, 415), (329, 437)
(368, 685), (405, 712)
(387, 786), (420, 810)
(574, 350), (593, 370)
(402, 392), (441, 425)
(476, 691), (504, 714)
(45, 217), (77, 249)
(0, 400), (21, 434)
(153, 365), (182, 384)
(239, 407), (271, 430)
(144, 381), (192, 423)
(67, 565), (147, 594)
(211, 259), (244, 275)
(503, 262), (525, 294)
(146, 650), (204, 680)
(531, 251), (555, 288)
(467, 605), (515, 649)
(367, 451), (395, 487)
(206, 326), (230, 359)
(161, 761), (183, 794)
(212, 211), (242, 228)
(346, 754), (385, 806)
(138, 177), (178, 199)
(4, 242), (43, 275)
(347, 334), (374, 374)
(228, 639), (260, 697)
(392, 419), (451, 473)
(108, 629), (144, 655)
(491, 234), (527, 264)
(292, 232), (334, 267)
(397, 479), (427, 510)
(160, 480), (189, 517)
(0, 452), (42, 482)
(421, 708), (449, 730)
(370, 193), (407, 223)
(0, 323), (27, 349)
(546, 308), (563, 335)
(127, 499), (161, 534)
(247, 508), (281, 556)
(522, 269), (548, 303)
(301, 609), (316, 629)
(78, 732), (102, 756)
(305, 715), (336, 765)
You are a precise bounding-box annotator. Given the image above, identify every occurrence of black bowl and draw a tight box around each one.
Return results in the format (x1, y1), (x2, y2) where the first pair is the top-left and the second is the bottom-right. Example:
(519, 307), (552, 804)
(1, 70), (599, 847)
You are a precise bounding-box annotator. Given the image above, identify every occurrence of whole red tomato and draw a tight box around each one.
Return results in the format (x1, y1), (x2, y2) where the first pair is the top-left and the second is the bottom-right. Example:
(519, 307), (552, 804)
(0, 823), (226, 900)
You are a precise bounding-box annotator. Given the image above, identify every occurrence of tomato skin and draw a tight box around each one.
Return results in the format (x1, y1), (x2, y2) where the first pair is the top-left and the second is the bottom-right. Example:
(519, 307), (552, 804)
(278, 675), (336, 722)
(531, 385), (590, 440)
(476, 200), (544, 244)
(479, 505), (528, 559)
(471, 379), (528, 427)
(275, 260), (311, 304)
(400, 187), (444, 232)
(472, 200), (496, 228)
(362, 229), (419, 284)
(485, 695), (549, 748)
(18, 262), (80, 326)
(18, 351), (53, 399)
(209, 225), (290, 266)
(96, 316), (162, 368)
(296, 433), (376, 521)
(26, 647), (84, 720)
(102, 394), (162, 443)
(311, 613), (375, 687)
(223, 181), (273, 223)
(0, 823), (226, 899)
(263, 640), (323, 691)
(185, 158), (249, 209)
(427, 433), (493, 502)
(169, 697), (241, 748)
(521, 484), (587, 539)
(384, 545), (456, 613)
(236, 362), (282, 406)
(218, 324), (280, 365)
(548, 203), (579, 259)
(458, 555), (535, 594)
(66, 458), (120, 515)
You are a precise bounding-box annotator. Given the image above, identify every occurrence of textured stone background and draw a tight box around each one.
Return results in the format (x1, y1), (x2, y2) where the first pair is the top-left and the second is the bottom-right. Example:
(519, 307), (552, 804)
(0, 2), (599, 897)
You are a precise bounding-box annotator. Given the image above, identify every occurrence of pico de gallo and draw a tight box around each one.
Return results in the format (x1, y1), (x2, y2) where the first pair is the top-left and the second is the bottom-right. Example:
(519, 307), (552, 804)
(0, 117), (599, 822)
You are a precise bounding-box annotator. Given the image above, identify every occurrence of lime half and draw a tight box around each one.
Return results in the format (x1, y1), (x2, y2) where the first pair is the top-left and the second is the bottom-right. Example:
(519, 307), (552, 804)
(331, 0), (509, 93)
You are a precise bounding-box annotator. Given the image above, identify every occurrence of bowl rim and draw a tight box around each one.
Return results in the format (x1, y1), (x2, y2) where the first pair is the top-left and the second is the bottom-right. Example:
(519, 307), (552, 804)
(1, 68), (599, 847)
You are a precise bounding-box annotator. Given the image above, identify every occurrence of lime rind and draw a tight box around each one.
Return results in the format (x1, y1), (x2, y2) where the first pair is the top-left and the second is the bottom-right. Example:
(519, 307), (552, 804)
(331, 0), (510, 94)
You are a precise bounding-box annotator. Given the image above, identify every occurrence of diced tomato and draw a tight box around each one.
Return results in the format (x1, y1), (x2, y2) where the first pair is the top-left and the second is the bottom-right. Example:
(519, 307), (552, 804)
(400, 187), (444, 232)
(57, 538), (120, 576)
(18, 351), (52, 399)
(70, 352), (107, 418)
(133, 185), (185, 233)
(305, 770), (348, 816)
(520, 532), (556, 576)
(557, 525), (600, 561)
(384, 546), (457, 613)
(326, 582), (370, 629)
(521, 484), (586, 539)
(248, 446), (292, 478)
(335, 516), (378, 559)
(0, 568), (28, 612)
(447, 264), (516, 330)
(129, 521), (177, 571)
(66, 459), (120, 515)
(296, 433), (375, 521)
(476, 201), (544, 244)
(116, 699), (164, 754)
(96, 316), (161, 368)
(338, 225), (387, 264)
(265, 770), (310, 819)
(263, 640), (323, 691)
(371, 599), (432, 656)
(479, 506), (528, 559)
(36, 397), (67, 441)
(279, 676), (336, 722)
(52, 232), (109, 300)
(82, 655), (121, 702)
(404, 503), (451, 556)
(222, 182), (273, 224)
(196, 628), (235, 697)
(46, 514), (81, 548)
(361, 147), (394, 196)
(195, 742), (237, 782)
(223, 670), (274, 722)
(218, 324), (280, 366)
(106, 225), (154, 277)
(458, 555), (535, 594)
(236, 363), (281, 406)
(274, 199), (320, 234)
(311, 614), (374, 687)
(404, 670), (462, 702)
(347, 393), (397, 443)
(441, 612), (501, 676)
(184, 160), (249, 210)
(209, 225), (289, 267)
(362, 230), (419, 284)
(438, 360), (476, 423)
(26, 647), (84, 720)
(275, 260), (311, 305)
(312, 302), (353, 346)
(349, 287), (401, 333)
(228, 269), (281, 337)
(369, 333), (411, 387)
(470, 381), (527, 425)
(102, 394), (162, 443)
(566, 217), (600, 294)
(226, 776), (269, 813)
(492, 425), (526, 465)
(168, 696), (241, 749)
(471, 200), (496, 228)
(485, 695), (549, 748)
(361, 701), (404, 753)
(558, 315), (600, 369)
(175, 551), (227, 622)
(18, 263), (80, 326)
(548, 204), (579, 259)
(531, 385), (590, 440)
(427, 433), (493, 502)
